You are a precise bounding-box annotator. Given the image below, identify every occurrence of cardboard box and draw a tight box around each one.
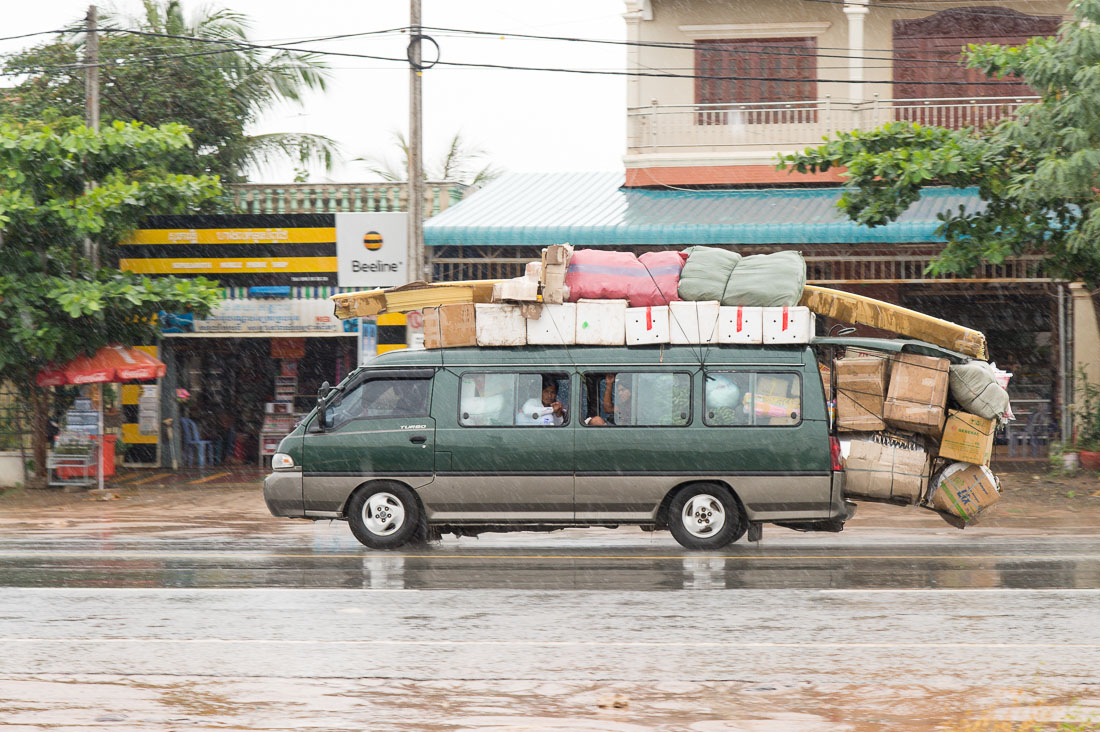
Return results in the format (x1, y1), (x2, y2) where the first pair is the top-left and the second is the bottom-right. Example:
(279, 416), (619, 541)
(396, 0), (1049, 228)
(475, 303), (527, 347)
(718, 306), (763, 344)
(491, 276), (539, 303)
(526, 303), (577, 345)
(883, 353), (950, 436)
(626, 305), (670, 345)
(844, 438), (930, 505)
(670, 301), (720, 344)
(763, 306), (815, 344)
(836, 357), (888, 432)
(540, 244), (572, 304)
(930, 461), (1000, 522)
(422, 303), (477, 349)
(576, 299), (627, 345)
(939, 410), (995, 466)
(819, 362), (833, 402)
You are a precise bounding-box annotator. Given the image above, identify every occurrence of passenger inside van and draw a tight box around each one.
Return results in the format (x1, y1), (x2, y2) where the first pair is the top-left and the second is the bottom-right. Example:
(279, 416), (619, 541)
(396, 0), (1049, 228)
(516, 376), (566, 426)
(585, 373), (633, 426)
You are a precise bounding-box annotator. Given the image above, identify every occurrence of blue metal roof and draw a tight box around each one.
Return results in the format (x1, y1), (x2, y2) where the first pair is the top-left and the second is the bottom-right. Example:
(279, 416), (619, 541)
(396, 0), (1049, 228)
(423, 171), (984, 247)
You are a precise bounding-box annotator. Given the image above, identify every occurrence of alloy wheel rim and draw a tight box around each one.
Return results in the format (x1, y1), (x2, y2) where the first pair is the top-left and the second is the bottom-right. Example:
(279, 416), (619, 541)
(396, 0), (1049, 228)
(681, 494), (726, 538)
(363, 492), (405, 536)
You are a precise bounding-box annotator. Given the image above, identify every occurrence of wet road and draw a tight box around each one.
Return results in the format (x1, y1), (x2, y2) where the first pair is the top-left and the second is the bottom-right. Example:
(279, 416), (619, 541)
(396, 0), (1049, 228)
(2, 527), (1100, 730)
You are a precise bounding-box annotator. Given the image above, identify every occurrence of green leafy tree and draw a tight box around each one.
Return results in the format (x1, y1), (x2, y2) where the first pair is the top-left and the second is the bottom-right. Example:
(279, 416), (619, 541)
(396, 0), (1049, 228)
(781, 0), (1100, 286)
(0, 0), (337, 183)
(0, 116), (223, 483)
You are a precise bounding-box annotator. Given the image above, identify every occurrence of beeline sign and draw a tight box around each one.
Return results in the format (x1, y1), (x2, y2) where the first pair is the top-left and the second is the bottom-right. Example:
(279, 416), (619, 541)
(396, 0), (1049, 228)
(335, 213), (407, 288)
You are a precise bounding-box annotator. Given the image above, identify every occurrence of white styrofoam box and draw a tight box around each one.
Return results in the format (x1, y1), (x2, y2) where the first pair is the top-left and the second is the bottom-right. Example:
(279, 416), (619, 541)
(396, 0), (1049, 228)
(626, 305), (670, 345)
(526, 303), (577, 345)
(718, 306), (763, 344)
(763, 306), (816, 344)
(475, 303), (527, 346)
(670, 301), (720, 344)
(576, 299), (627, 345)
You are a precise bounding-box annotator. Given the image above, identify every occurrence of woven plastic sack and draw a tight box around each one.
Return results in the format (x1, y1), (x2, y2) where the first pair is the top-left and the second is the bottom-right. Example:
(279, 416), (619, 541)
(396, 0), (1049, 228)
(723, 250), (806, 307)
(949, 360), (1011, 421)
(677, 246), (741, 302)
(565, 249), (685, 307)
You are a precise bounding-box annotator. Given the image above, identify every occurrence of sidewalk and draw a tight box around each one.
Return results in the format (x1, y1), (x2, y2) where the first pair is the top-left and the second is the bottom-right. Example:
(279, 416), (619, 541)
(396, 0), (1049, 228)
(1, 466), (1099, 538)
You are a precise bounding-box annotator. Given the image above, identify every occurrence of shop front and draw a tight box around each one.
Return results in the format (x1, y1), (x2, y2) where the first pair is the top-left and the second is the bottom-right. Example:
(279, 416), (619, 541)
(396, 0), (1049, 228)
(115, 212), (410, 469)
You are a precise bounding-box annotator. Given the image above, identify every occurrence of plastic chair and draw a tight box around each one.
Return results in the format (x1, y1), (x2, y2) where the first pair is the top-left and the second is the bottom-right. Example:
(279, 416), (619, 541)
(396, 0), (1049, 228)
(1007, 404), (1054, 457)
(180, 417), (214, 469)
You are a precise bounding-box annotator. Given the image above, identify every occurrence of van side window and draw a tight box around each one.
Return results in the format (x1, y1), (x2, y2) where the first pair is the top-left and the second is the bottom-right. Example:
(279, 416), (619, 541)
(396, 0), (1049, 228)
(327, 377), (430, 426)
(705, 371), (801, 427)
(581, 372), (691, 426)
(459, 372), (569, 427)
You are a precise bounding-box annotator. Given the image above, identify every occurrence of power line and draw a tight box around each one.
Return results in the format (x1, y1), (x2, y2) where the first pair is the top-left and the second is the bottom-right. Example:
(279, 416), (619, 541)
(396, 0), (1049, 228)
(0, 25), (1040, 87)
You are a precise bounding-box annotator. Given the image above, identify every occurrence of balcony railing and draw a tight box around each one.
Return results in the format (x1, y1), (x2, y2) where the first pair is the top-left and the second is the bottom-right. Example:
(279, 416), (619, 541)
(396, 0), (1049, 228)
(226, 182), (465, 216)
(627, 96), (1038, 154)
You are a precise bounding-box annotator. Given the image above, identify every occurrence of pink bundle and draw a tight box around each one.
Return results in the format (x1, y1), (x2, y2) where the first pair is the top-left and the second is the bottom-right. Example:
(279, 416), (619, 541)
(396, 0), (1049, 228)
(564, 249), (686, 307)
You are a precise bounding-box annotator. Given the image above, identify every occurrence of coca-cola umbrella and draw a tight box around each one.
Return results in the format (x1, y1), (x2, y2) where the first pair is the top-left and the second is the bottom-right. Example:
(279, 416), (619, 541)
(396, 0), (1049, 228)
(37, 345), (166, 490)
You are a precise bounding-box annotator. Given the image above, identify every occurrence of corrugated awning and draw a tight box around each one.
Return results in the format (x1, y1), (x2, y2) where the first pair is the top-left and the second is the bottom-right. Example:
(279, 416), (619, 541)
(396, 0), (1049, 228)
(423, 171), (983, 247)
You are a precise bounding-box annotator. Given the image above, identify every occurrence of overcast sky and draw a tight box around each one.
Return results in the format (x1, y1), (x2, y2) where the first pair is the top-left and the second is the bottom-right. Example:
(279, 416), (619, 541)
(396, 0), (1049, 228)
(2, 1), (627, 183)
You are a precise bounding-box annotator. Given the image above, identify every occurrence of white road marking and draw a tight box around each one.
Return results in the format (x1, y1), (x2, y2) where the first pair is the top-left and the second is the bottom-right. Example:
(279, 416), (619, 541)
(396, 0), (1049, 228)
(2, 638), (1099, 649)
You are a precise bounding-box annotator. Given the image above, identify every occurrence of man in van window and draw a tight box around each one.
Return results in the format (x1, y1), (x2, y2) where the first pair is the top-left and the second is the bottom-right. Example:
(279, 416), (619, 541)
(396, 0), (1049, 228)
(516, 376), (565, 426)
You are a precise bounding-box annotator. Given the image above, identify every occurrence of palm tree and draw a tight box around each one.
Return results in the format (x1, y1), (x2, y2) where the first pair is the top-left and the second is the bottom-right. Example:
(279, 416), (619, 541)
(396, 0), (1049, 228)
(127, 0), (338, 179)
(0, 0), (339, 182)
(358, 131), (501, 189)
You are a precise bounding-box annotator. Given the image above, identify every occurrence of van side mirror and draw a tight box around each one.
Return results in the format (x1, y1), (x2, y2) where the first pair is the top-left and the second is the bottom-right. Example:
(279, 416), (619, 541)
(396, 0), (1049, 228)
(323, 407), (335, 430)
(318, 381), (331, 404)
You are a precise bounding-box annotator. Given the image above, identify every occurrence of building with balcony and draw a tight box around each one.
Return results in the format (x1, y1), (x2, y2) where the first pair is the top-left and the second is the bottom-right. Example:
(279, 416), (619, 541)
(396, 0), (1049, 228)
(622, 0), (1064, 186)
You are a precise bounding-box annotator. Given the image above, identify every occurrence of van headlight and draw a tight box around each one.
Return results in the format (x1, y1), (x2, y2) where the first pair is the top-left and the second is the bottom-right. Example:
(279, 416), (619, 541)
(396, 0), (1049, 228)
(271, 453), (296, 470)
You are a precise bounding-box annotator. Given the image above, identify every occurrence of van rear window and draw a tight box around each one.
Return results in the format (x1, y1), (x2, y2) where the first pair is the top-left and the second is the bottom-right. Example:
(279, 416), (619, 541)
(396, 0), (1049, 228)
(704, 371), (801, 427)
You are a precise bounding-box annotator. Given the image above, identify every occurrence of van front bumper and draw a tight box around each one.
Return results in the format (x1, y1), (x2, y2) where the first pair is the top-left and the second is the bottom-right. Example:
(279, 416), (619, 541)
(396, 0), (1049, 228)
(263, 470), (304, 518)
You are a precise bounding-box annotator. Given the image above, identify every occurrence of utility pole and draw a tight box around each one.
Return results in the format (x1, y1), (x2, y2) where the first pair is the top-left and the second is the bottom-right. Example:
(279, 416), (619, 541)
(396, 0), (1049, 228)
(84, 5), (100, 269)
(407, 0), (427, 283)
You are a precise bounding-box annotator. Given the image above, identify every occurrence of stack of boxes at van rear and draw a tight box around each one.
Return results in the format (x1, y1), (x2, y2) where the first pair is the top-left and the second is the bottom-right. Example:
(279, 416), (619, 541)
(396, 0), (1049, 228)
(835, 349), (1012, 527)
(421, 244), (816, 349)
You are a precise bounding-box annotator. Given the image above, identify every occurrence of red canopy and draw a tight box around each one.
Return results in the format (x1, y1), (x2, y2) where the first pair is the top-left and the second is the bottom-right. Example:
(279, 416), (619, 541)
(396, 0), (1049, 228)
(37, 345), (166, 386)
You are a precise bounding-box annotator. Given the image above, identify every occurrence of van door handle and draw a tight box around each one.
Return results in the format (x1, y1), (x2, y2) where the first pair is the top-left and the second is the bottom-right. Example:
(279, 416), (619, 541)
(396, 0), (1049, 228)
(409, 435), (427, 444)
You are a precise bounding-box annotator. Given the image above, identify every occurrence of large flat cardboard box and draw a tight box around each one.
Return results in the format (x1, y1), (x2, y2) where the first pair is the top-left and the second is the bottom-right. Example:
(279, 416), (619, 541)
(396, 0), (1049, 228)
(836, 357), (888, 432)
(939, 410), (995, 466)
(422, 303), (476, 349)
(844, 438), (930, 504)
(883, 353), (950, 436)
(930, 462), (1000, 522)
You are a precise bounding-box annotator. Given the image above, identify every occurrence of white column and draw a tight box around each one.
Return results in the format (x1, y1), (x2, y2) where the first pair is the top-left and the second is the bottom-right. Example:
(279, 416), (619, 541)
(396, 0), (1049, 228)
(843, 0), (869, 104)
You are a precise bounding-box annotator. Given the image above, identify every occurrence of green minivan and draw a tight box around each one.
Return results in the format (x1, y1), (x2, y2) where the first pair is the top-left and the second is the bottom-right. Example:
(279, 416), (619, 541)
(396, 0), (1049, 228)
(263, 343), (853, 550)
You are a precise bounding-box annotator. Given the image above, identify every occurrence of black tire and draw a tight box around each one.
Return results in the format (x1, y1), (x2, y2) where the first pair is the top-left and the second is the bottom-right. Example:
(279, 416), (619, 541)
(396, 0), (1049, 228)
(346, 482), (423, 550)
(667, 484), (746, 550)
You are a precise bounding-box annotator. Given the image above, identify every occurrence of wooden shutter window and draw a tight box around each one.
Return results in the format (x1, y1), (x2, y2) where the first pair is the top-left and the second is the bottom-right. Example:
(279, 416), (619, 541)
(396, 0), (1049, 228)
(694, 37), (817, 125)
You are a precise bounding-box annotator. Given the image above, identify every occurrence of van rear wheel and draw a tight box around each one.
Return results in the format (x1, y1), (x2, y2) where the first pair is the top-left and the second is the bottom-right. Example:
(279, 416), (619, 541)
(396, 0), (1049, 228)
(668, 485), (745, 550)
(347, 483), (421, 550)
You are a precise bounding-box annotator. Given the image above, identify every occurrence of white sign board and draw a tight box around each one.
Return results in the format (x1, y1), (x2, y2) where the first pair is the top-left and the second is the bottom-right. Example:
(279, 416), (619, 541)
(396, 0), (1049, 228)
(165, 299), (345, 335)
(336, 212), (408, 288)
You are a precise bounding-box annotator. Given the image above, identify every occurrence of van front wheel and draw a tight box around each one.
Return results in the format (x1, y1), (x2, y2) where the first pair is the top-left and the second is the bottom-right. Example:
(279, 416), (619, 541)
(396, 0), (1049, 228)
(668, 485), (745, 550)
(347, 483), (421, 550)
